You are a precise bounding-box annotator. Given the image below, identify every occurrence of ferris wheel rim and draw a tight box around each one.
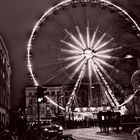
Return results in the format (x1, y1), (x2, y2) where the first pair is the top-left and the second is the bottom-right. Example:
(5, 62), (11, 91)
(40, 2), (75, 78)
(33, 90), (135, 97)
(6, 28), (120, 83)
(27, 0), (140, 112)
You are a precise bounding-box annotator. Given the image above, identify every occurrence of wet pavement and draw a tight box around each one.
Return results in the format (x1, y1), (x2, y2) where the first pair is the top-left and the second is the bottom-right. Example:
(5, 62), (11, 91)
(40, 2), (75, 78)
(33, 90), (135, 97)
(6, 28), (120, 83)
(64, 127), (134, 140)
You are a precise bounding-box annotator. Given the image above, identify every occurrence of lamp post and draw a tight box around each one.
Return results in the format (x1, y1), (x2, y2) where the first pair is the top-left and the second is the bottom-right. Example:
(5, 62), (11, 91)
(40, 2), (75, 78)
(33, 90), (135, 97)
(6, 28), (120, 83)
(36, 86), (47, 128)
(37, 97), (40, 128)
(57, 92), (60, 118)
(57, 91), (64, 122)
(37, 97), (44, 128)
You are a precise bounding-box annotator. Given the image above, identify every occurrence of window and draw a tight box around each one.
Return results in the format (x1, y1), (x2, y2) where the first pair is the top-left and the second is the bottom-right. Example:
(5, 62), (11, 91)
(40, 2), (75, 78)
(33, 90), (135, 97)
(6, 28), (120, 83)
(65, 92), (69, 96)
(2, 114), (5, 124)
(51, 91), (55, 96)
(46, 92), (50, 95)
(57, 91), (60, 95)
(29, 99), (33, 105)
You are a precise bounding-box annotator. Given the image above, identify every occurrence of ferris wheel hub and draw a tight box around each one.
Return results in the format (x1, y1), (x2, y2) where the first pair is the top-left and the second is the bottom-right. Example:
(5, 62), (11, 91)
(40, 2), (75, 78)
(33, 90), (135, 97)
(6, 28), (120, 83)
(83, 49), (94, 59)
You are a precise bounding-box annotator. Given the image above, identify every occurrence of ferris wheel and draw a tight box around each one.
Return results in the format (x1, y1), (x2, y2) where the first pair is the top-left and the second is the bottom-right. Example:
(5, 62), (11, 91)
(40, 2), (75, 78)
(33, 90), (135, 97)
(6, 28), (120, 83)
(27, 0), (140, 113)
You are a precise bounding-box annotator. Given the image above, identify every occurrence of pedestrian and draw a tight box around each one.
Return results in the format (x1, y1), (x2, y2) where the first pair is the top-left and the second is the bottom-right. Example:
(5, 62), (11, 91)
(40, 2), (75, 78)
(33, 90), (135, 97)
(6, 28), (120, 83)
(98, 111), (103, 132)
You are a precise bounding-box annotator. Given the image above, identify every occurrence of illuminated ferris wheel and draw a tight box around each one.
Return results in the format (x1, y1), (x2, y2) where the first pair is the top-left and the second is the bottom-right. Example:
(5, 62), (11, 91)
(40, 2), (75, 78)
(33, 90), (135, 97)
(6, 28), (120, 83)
(27, 0), (140, 113)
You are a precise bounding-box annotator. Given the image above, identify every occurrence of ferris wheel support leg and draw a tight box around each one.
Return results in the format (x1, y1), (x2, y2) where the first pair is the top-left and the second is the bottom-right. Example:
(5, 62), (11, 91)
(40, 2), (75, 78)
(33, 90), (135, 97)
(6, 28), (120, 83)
(96, 66), (120, 108)
(65, 60), (87, 113)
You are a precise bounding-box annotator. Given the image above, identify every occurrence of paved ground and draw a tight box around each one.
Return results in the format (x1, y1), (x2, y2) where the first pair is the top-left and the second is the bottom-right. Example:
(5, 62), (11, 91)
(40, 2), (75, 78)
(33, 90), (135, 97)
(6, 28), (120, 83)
(64, 127), (134, 140)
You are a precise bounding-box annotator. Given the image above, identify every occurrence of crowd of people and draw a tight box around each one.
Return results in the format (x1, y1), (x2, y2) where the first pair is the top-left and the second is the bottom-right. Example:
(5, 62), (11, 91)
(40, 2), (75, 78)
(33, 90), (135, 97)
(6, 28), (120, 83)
(64, 111), (121, 133)
(98, 111), (121, 133)
(65, 117), (98, 129)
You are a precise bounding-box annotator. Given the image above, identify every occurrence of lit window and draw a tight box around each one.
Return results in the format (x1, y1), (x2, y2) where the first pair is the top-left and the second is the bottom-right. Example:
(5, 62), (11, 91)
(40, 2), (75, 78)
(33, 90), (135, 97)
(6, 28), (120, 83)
(29, 92), (32, 96)
(57, 91), (60, 95)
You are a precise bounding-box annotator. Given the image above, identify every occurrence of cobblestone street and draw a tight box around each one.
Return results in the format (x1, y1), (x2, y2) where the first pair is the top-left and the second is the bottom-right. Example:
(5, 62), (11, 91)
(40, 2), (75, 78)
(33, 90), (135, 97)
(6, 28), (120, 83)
(64, 127), (134, 140)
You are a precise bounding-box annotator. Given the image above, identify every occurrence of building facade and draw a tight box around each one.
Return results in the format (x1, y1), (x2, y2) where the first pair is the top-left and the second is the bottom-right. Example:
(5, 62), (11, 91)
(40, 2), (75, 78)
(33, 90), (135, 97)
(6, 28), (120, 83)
(25, 84), (105, 122)
(0, 36), (11, 125)
(25, 86), (64, 122)
(26, 83), (127, 122)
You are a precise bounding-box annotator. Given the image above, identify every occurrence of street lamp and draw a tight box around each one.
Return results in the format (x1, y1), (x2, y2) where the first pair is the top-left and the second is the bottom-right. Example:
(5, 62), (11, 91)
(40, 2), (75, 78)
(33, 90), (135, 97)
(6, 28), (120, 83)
(57, 92), (64, 123)
(124, 54), (134, 59)
(38, 97), (43, 103)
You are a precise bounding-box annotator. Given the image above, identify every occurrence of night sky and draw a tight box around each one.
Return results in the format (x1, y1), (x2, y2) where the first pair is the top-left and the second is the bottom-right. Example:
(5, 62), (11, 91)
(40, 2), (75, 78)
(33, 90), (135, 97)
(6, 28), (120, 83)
(0, 0), (140, 109)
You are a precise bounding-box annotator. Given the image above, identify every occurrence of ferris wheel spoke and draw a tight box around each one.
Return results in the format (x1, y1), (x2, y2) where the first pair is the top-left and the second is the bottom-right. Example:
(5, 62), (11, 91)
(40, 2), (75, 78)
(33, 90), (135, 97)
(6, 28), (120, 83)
(88, 59), (93, 78)
(61, 72), (77, 92)
(86, 23), (90, 48)
(40, 30), (61, 46)
(95, 54), (119, 60)
(96, 46), (123, 55)
(61, 39), (83, 52)
(93, 3), (104, 29)
(50, 16), (67, 34)
(41, 56), (84, 84)
(94, 56), (127, 76)
(95, 61), (126, 96)
(95, 59), (117, 84)
(94, 57), (119, 72)
(61, 48), (82, 54)
(85, 2), (89, 27)
(64, 29), (85, 50)
(76, 26), (87, 49)
(67, 8), (77, 27)
(90, 60), (110, 95)
(82, 3), (88, 27)
(88, 59), (93, 88)
(55, 55), (84, 72)
(90, 59), (109, 88)
(65, 59), (87, 112)
(90, 59), (99, 79)
(89, 26), (99, 49)
(94, 59), (117, 83)
(62, 60), (85, 91)
(88, 59), (93, 107)
(92, 33), (106, 50)
(35, 56), (84, 70)
(112, 31), (137, 45)
(34, 60), (61, 69)
(95, 65), (120, 107)
(90, 59), (117, 106)
(59, 55), (83, 61)
(94, 37), (114, 51)
(94, 58), (120, 89)
(94, 72), (115, 106)
(90, 6), (112, 50)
